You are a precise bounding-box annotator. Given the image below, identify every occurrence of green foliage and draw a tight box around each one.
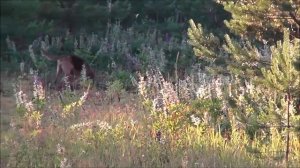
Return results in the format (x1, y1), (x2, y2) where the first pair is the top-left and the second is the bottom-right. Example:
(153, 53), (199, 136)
(187, 19), (220, 60)
(1, 0), (53, 52)
(222, 34), (269, 78)
(150, 103), (189, 141)
(219, 0), (300, 43)
(187, 15), (300, 163)
(191, 98), (223, 125)
(187, 19), (277, 78)
(2, 0), (300, 167)
(106, 80), (125, 103)
(1, 0), (230, 54)
(110, 70), (133, 90)
(1, 0), (230, 78)
(261, 29), (300, 95)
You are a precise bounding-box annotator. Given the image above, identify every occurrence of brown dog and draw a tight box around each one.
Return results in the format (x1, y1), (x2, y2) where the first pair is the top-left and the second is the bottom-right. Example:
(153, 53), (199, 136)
(41, 49), (94, 88)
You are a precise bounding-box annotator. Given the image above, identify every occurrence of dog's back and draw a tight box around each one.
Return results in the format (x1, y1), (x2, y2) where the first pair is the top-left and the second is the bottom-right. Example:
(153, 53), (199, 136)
(41, 50), (95, 88)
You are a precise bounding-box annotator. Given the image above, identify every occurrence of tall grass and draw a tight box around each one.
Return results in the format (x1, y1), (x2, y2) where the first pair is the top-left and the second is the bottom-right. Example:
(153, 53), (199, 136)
(1, 65), (299, 168)
(1, 23), (299, 168)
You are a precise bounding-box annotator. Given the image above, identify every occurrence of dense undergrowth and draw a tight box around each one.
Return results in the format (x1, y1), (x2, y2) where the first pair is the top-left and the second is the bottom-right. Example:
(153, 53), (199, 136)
(0, 68), (299, 167)
(1, 23), (300, 168)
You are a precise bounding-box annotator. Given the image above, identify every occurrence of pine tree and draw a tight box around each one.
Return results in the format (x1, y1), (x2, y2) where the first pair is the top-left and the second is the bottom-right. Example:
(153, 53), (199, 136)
(187, 20), (300, 141)
(261, 29), (300, 165)
(187, 19), (220, 60)
(187, 2), (300, 164)
(187, 19), (271, 78)
(261, 29), (300, 96)
(222, 34), (271, 78)
(219, 0), (300, 42)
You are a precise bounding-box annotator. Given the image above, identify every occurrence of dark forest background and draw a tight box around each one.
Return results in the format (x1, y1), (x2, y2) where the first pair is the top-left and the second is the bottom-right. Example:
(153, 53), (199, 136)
(0, 0), (230, 51)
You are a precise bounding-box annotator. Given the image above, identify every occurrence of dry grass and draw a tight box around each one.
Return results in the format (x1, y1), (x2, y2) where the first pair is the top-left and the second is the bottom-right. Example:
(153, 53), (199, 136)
(0, 72), (299, 168)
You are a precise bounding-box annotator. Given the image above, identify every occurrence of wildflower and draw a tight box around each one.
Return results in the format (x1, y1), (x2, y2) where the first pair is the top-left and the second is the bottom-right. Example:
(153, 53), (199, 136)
(212, 77), (222, 98)
(70, 120), (112, 130)
(196, 84), (210, 99)
(80, 64), (87, 82)
(33, 74), (45, 100)
(176, 77), (192, 101)
(245, 80), (254, 95)
(25, 101), (34, 112)
(190, 114), (201, 126)
(10, 120), (16, 130)
(228, 83), (232, 97)
(57, 143), (65, 155)
(95, 91), (101, 97)
(96, 120), (112, 130)
(62, 89), (89, 118)
(138, 73), (148, 100)
(6, 36), (16, 52)
(41, 41), (47, 51)
(20, 62), (25, 74)
(203, 112), (211, 124)
(15, 90), (27, 107)
(28, 45), (37, 64)
(29, 68), (34, 75)
(160, 79), (179, 114)
(63, 76), (71, 91)
(159, 139), (165, 144)
(60, 157), (71, 168)
(25, 110), (43, 129)
(111, 60), (117, 69)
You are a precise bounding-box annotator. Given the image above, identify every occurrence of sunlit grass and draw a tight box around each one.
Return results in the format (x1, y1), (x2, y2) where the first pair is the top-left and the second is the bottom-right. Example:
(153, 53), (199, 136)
(1, 72), (299, 168)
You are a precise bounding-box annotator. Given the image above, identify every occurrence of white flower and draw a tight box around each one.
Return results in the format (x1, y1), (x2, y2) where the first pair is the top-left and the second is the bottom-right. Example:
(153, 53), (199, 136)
(60, 157), (71, 168)
(33, 75), (45, 100)
(196, 84), (210, 99)
(70, 120), (112, 130)
(190, 114), (201, 126)
(25, 102), (34, 112)
(57, 143), (65, 155)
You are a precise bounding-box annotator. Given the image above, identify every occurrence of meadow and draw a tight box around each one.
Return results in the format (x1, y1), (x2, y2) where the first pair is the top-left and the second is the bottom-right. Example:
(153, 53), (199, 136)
(1, 23), (300, 168)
